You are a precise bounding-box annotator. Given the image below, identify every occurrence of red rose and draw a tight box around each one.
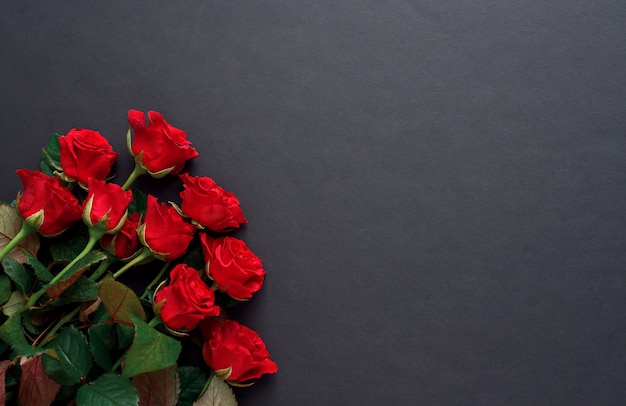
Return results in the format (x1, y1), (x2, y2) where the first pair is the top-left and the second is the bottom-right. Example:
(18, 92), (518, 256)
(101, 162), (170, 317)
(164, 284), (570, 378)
(100, 212), (141, 260)
(127, 110), (198, 177)
(154, 264), (220, 331)
(201, 319), (277, 383)
(83, 179), (133, 233)
(59, 128), (118, 186)
(16, 169), (82, 237)
(200, 234), (265, 300)
(179, 173), (247, 232)
(138, 195), (196, 260)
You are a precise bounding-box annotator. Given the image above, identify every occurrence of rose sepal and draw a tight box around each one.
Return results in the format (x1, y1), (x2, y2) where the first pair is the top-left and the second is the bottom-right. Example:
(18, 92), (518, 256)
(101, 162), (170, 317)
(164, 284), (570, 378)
(125, 130), (177, 179)
(22, 208), (45, 233)
(82, 194), (129, 235)
(169, 201), (205, 230)
(214, 366), (232, 381)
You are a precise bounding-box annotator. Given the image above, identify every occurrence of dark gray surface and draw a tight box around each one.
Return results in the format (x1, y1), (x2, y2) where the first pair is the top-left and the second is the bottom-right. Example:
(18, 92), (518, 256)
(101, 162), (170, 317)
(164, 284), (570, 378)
(1, 2), (626, 405)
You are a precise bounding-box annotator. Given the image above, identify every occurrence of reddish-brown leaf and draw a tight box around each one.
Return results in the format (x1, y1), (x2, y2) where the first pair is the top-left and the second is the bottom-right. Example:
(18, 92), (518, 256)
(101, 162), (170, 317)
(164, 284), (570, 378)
(0, 204), (40, 264)
(0, 360), (13, 406)
(45, 268), (87, 300)
(99, 279), (145, 324)
(18, 355), (61, 406)
(132, 364), (180, 406)
(193, 377), (237, 406)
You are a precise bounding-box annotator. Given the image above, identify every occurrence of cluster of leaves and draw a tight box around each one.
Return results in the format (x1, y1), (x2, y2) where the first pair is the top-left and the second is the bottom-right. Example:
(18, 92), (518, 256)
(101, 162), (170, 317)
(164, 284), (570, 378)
(0, 135), (238, 405)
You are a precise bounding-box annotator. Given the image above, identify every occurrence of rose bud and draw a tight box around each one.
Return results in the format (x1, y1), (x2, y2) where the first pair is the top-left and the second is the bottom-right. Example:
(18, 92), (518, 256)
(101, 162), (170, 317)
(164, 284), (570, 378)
(201, 318), (277, 383)
(138, 195), (196, 260)
(100, 211), (141, 260)
(82, 179), (133, 234)
(179, 173), (247, 232)
(59, 128), (118, 187)
(16, 169), (82, 237)
(154, 264), (220, 331)
(200, 234), (265, 301)
(127, 110), (198, 177)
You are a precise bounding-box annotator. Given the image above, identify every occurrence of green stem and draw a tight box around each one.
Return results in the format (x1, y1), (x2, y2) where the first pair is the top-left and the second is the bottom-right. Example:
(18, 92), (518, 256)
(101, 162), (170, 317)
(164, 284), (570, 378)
(112, 247), (153, 279)
(198, 374), (215, 399)
(121, 162), (147, 191)
(139, 260), (171, 301)
(41, 307), (80, 345)
(26, 227), (105, 309)
(111, 355), (124, 372)
(148, 316), (162, 328)
(48, 228), (104, 286)
(0, 221), (35, 263)
(89, 256), (117, 281)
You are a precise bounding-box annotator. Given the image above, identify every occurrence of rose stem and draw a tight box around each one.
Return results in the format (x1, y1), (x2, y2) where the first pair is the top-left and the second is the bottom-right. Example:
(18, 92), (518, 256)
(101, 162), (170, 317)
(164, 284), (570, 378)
(147, 316), (161, 328)
(88, 256), (117, 281)
(121, 162), (147, 191)
(40, 307), (81, 346)
(139, 260), (171, 301)
(26, 226), (105, 309)
(111, 247), (153, 279)
(0, 221), (35, 263)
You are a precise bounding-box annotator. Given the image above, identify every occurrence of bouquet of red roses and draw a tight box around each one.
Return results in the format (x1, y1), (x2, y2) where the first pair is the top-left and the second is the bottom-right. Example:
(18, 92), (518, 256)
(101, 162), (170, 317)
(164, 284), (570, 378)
(0, 110), (277, 405)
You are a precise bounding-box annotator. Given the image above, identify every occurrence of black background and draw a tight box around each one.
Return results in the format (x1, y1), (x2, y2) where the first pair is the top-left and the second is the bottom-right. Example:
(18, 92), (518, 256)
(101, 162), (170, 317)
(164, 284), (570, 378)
(1, 2), (626, 405)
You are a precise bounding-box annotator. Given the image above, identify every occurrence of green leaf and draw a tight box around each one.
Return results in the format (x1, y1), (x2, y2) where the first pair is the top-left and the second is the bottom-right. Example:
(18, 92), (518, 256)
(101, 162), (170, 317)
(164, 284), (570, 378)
(129, 189), (147, 215)
(89, 323), (122, 371)
(99, 280), (146, 324)
(46, 250), (107, 300)
(39, 133), (62, 176)
(0, 340), (8, 357)
(12, 343), (55, 358)
(25, 250), (54, 282)
(52, 250), (107, 285)
(132, 364), (179, 406)
(43, 325), (93, 385)
(49, 232), (89, 262)
(0, 312), (27, 347)
(2, 291), (26, 316)
(3, 257), (35, 295)
(178, 367), (211, 406)
(0, 274), (12, 305)
(51, 276), (99, 306)
(76, 373), (139, 406)
(88, 302), (111, 324)
(121, 314), (181, 378)
(117, 324), (135, 350)
(193, 376), (237, 406)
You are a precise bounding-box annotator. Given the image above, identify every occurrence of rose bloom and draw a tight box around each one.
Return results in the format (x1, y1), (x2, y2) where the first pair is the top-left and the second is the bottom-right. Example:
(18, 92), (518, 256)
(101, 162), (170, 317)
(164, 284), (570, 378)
(100, 212), (141, 260)
(200, 234), (265, 301)
(16, 169), (82, 237)
(179, 173), (247, 232)
(154, 264), (220, 331)
(127, 110), (198, 177)
(201, 318), (277, 383)
(138, 195), (196, 260)
(58, 128), (118, 186)
(83, 179), (133, 233)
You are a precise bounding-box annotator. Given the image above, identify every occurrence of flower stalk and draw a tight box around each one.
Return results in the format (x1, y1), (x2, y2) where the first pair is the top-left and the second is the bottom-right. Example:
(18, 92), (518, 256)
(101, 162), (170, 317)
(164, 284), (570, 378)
(121, 161), (147, 191)
(0, 220), (35, 263)
(112, 246), (153, 279)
